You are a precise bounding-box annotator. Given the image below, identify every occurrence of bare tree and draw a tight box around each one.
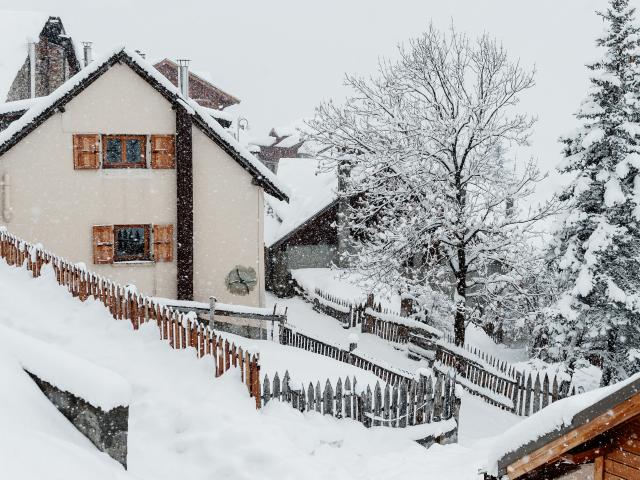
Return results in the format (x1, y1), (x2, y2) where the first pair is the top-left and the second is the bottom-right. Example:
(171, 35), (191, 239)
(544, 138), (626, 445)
(308, 25), (557, 345)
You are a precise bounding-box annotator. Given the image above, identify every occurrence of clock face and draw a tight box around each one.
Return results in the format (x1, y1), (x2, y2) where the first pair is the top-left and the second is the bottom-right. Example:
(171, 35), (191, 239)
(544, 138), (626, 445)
(225, 265), (258, 295)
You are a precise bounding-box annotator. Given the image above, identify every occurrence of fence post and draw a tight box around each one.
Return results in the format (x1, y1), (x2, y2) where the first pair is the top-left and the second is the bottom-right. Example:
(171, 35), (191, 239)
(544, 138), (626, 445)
(209, 296), (217, 329)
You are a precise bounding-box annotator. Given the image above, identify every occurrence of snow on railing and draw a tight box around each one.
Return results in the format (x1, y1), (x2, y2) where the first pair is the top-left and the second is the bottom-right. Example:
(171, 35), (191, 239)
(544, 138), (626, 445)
(434, 337), (575, 416)
(0, 230), (262, 408)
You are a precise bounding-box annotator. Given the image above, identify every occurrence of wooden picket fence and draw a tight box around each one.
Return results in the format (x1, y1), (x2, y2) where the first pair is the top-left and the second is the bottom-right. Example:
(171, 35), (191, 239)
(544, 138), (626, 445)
(312, 287), (443, 346)
(261, 370), (460, 433)
(0, 229), (262, 408)
(279, 323), (415, 386)
(434, 334), (574, 417)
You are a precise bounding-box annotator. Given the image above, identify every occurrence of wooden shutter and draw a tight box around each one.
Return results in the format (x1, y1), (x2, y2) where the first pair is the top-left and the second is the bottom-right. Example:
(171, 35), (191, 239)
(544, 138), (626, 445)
(150, 135), (175, 169)
(153, 224), (174, 262)
(73, 134), (100, 169)
(92, 225), (114, 264)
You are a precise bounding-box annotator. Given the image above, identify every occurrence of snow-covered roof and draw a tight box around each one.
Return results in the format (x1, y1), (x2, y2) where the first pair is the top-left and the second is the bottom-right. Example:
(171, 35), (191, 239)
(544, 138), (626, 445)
(0, 46), (289, 201)
(0, 96), (41, 115)
(0, 11), (51, 100)
(265, 157), (337, 246)
(486, 372), (640, 477)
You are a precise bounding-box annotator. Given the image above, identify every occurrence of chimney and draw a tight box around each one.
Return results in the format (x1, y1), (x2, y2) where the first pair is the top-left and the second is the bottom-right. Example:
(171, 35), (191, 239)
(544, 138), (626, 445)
(177, 59), (190, 98)
(28, 41), (36, 98)
(82, 42), (92, 67)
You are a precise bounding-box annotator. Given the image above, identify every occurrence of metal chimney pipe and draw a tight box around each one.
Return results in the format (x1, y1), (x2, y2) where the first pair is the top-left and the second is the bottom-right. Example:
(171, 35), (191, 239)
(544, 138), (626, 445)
(28, 41), (36, 98)
(177, 59), (190, 98)
(82, 42), (92, 67)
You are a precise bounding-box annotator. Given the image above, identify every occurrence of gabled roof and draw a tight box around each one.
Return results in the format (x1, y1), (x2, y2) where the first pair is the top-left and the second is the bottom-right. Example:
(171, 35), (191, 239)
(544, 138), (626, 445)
(0, 46), (289, 202)
(487, 373), (640, 478)
(264, 157), (337, 247)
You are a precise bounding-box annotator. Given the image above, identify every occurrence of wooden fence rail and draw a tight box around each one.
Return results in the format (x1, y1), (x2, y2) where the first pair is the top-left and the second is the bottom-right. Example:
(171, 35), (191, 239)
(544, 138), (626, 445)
(261, 370), (460, 436)
(0, 229), (262, 407)
(434, 339), (574, 416)
(279, 323), (415, 386)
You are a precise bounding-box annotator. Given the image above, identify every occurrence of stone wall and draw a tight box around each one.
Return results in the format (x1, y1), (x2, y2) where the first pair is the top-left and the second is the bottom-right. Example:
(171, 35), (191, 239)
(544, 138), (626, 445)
(27, 371), (129, 468)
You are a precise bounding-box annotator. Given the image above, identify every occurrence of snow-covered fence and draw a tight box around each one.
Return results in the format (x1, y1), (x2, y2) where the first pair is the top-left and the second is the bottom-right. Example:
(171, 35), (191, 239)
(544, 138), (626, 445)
(362, 308), (443, 345)
(312, 287), (366, 328)
(312, 287), (444, 346)
(279, 323), (415, 385)
(0, 229), (262, 408)
(261, 370), (459, 439)
(434, 335), (574, 416)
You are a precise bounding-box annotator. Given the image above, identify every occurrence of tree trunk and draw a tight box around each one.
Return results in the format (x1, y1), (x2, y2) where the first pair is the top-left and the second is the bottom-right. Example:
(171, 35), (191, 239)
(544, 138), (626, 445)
(454, 246), (467, 347)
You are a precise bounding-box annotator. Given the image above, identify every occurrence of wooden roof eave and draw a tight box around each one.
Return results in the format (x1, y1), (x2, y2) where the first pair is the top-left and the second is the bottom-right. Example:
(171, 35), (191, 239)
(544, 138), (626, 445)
(498, 379), (640, 479)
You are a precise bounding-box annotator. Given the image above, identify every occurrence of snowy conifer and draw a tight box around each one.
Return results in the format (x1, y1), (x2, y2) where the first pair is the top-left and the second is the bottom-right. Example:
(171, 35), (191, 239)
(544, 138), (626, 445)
(543, 0), (640, 385)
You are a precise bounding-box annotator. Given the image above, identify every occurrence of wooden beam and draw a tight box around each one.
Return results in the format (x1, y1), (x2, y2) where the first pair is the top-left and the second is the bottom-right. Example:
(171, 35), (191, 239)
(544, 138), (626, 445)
(506, 395), (640, 478)
(176, 104), (193, 300)
(595, 455), (604, 480)
(561, 446), (608, 465)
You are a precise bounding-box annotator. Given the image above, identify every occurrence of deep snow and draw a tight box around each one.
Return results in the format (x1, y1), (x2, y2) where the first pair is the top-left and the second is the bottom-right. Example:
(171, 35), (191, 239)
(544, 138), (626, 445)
(0, 257), (523, 479)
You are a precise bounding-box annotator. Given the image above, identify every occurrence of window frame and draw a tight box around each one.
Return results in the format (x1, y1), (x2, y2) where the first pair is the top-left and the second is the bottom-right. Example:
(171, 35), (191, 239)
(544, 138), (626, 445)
(113, 224), (151, 262)
(101, 134), (147, 169)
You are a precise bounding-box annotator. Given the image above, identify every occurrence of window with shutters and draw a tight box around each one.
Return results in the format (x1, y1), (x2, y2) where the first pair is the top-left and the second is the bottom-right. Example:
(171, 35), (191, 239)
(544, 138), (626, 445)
(150, 135), (175, 169)
(113, 225), (151, 262)
(92, 224), (173, 264)
(102, 135), (147, 168)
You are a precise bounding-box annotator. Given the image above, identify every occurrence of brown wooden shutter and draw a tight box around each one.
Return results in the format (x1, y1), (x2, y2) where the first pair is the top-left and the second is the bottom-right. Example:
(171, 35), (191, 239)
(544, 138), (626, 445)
(92, 225), (114, 264)
(73, 134), (100, 169)
(153, 224), (174, 262)
(150, 135), (175, 169)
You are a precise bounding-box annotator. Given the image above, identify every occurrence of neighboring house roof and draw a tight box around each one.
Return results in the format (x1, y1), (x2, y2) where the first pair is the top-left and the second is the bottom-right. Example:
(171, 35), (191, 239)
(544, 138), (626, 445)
(0, 46), (289, 202)
(265, 157), (337, 247)
(153, 58), (240, 110)
(0, 11), (50, 100)
(487, 373), (640, 478)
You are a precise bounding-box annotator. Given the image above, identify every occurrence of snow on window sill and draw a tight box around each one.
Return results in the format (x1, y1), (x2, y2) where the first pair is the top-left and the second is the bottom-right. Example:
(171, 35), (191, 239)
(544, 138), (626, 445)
(112, 260), (155, 266)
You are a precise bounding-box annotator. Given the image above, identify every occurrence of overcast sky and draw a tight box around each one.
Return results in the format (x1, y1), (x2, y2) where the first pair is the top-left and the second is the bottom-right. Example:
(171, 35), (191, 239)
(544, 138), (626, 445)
(0, 0), (634, 203)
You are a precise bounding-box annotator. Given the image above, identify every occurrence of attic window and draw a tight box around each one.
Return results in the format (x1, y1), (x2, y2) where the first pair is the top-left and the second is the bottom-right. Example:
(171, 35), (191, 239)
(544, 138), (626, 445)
(102, 135), (146, 168)
(114, 225), (150, 262)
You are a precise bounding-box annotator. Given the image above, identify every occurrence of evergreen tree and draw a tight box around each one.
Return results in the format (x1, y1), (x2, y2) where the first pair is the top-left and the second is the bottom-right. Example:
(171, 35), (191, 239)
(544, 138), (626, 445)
(544, 0), (640, 385)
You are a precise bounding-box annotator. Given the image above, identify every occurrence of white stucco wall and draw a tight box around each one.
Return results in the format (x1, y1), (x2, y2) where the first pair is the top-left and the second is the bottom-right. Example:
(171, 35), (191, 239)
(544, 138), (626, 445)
(192, 128), (265, 306)
(0, 63), (265, 305)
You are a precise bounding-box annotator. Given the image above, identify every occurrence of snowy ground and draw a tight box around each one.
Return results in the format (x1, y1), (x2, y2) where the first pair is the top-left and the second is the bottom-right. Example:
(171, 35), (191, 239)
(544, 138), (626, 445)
(267, 293), (430, 375)
(0, 259), (530, 479)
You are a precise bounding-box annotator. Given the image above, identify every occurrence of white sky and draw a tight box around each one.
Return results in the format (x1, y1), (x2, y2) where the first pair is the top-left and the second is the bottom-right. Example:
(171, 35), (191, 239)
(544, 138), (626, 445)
(0, 0), (634, 204)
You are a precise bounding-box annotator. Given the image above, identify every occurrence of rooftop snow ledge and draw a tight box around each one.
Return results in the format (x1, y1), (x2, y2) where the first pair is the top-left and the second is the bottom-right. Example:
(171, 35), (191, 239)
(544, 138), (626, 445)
(0, 325), (131, 411)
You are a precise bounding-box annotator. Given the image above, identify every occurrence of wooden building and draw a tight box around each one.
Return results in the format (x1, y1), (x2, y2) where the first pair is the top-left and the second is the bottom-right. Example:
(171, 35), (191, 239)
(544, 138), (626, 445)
(487, 375), (640, 479)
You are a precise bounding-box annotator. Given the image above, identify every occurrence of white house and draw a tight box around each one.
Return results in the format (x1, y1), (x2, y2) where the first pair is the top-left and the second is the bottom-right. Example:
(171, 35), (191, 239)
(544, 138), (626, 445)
(0, 46), (289, 306)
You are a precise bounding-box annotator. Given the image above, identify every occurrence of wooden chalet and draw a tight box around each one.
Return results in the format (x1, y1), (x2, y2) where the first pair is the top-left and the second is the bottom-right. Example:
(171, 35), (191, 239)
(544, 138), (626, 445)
(487, 374), (640, 480)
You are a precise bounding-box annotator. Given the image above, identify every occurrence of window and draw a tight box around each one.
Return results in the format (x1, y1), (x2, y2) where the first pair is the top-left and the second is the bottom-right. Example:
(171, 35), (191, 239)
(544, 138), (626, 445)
(113, 225), (150, 262)
(102, 135), (146, 168)
(92, 224), (173, 264)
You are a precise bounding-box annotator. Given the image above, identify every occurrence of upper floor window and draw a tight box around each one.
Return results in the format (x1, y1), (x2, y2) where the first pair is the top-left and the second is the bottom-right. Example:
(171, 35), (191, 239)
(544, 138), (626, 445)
(72, 134), (175, 170)
(103, 135), (147, 169)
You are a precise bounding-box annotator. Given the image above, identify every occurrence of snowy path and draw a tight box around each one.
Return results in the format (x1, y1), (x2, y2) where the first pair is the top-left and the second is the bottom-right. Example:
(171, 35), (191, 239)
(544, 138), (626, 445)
(267, 293), (430, 375)
(0, 261), (526, 479)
